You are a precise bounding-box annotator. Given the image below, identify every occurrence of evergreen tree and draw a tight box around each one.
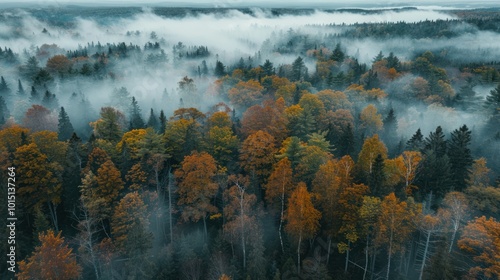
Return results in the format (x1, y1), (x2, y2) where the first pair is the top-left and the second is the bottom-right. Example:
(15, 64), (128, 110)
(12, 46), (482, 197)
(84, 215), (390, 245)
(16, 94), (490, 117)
(292, 56), (305, 81)
(484, 82), (500, 115)
(215, 60), (226, 77)
(372, 51), (384, 63)
(261, 59), (274, 76)
(17, 79), (25, 96)
(369, 154), (388, 197)
(58, 107), (74, 141)
(201, 60), (209, 76)
(129, 96), (145, 130)
(383, 108), (398, 156)
(147, 108), (160, 132)
(0, 76), (10, 97)
(386, 52), (400, 70)
(338, 123), (354, 157)
(406, 128), (424, 151)
(41, 90), (59, 110)
(0, 96), (8, 126)
(424, 126), (447, 157)
(330, 43), (345, 62)
(159, 110), (167, 133)
(448, 125), (473, 191)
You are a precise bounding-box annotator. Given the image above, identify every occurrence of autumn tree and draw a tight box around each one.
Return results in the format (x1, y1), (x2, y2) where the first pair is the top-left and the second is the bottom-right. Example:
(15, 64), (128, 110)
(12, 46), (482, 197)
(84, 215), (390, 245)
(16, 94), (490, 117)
(466, 157), (490, 188)
(228, 79), (264, 108)
(265, 157), (294, 252)
(286, 183), (321, 274)
(17, 230), (81, 280)
(23, 104), (57, 132)
(14, 143), (62, 231)
(442, 192), (469, 253)
(112, 191), (151, 253)
(240, 130), (277, 183)
(375, 193), (420, 280)
(458, 216), (500, 279)
(163, 117), (202, 164)
(356, 134), (388, 182)
(175, 152), (218, 238)
(46, 54), (73, 74)
(360, 104), (383, 136)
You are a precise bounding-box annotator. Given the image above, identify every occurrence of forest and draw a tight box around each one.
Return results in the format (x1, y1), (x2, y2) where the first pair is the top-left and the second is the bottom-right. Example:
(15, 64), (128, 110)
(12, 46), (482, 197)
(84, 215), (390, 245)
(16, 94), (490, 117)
(0, 4), (500, 280)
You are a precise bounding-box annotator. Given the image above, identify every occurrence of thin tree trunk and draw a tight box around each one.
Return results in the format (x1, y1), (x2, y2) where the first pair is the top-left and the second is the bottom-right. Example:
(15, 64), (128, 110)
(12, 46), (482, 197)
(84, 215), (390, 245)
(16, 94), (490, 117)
(240, 189), (246, 269)
(47, 202), (58, 232)
(168, 169), (173, 244)
(363, 234), (369, 280)
(345, 240), (351, 273)
(297, 233), (302, 275)
(279, 177), (285, 253)
(419, 230), (431, 280)
(203, 215), (208, 241)
(386, 222), (394, 280)
(370, 248), (377, 280)
(449, 227), (457, 253)
(326, 236), (332, 265)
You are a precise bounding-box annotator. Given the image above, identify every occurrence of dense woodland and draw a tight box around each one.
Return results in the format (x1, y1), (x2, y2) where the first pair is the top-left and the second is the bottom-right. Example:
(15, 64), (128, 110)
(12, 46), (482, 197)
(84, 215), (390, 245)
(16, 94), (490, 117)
(1, 6), (500, 280)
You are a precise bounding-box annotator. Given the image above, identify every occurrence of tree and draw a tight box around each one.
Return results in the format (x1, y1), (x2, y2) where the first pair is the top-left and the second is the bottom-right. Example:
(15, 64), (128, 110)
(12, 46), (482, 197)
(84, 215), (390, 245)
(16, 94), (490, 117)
(466, 157), (491, 188)
(17, 230), (81, 280)
(146, 108), (160, 132)
(41, 90), (59, 110)
(112, 192), (151, 255)
(382, 108), (398, 155)
(375, 193), (420, 280)
(360, 104), (383, 136)
(205, 125), (238, 167)
(331, 43), (345, 62)
(46, 54), (73, 74)
(0, 96), (8, 126)
(286, 183), (321, 274)
(261, 59), (274, 76)
(215, 60), (226, 77)
(265, 157), (294, 252)
(95, 159), (124, 218)
(484, 82), (500, 116)
(23, 105), (57, 132)
(0, 76), (10, 98)
(396, 151), (422, 195)
(223, 175), (257, 269)
(90, 107), (126, 142)
(175, 152), (218, 238)
(357, 134), (388, 181)
(442, 191), (469, 253)
(448, 125), (473, 191)
(14, 143), (62, 231)
(458, 216), (500, 279)
(111, 87), (131, 111)
(240, 130), (277, 183)
(417, 213), (444, 280)
(228, 80), (264, 108)
(58, 107), (74, 141)
(406, 128), (424, 151)
(159, 109), (167, 133)
(369, 154), (389, 198)
(163, 117), (201, 164)
(424, 126), (447, 157)
(292, 56), (306, 81)
(129, 96), (145, 130)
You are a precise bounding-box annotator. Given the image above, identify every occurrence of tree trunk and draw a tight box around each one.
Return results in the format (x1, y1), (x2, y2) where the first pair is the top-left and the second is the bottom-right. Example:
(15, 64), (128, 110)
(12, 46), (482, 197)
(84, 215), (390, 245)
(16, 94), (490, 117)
(203, 215), (208, 241)
(326, 236), (332, 265)
(240, 189), (246, 269)
(297, 233), (302, 275)
(386, 223), (394, 280)
(345, 240), (351, 273)
(363, 234), (369, 280)
(47, 202), (58, 232)
(279, 179), (285, 253)
(168, 169), (173, 244)
(449, 226), (457, 253)
(419, 230), (431, 280)
(370, 248), (377, 280)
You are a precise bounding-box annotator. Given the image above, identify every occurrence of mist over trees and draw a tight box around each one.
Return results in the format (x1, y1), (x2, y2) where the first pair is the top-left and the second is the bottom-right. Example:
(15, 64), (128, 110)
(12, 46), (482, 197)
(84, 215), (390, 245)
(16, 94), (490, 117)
(1, 4), (500, 280)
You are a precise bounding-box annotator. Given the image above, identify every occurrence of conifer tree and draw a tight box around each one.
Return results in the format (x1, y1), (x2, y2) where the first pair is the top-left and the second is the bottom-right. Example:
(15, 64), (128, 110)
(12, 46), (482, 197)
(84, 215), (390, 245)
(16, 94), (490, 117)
(146, 108), (160, 132)
(58, 107), (74, 141)
(448, 125), (473, 191)
(129, 96), (145, 130)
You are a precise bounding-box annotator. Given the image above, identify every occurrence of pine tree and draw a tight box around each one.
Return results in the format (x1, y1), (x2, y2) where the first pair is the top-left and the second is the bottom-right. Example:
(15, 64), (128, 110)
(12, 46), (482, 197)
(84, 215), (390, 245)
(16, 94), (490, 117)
(330, 43), (345, 62)
(215, 60), (226, 77)
(129, 96), (145, 130)
(424, 126), (447, 157)
(0, 96), (9, 126)
(372, 51), (384, 63)
(448, 125), (473, 191)
(41, 90), (58, 110)
(369, 154), (389, 198)
(57, 107), (74, 141)
(17, 79), (25, 96)
(406, 128), (424, 151)
(292, 56), (305, 81)
(386, 52), (400, 70)
(484, 82), (500, 115)
(261, 59), (274, 76)
(383, 108), (398, 156)
(0, 76), (10, 97)
(146, 108), (160, 132)
(159, 109), (167, 133)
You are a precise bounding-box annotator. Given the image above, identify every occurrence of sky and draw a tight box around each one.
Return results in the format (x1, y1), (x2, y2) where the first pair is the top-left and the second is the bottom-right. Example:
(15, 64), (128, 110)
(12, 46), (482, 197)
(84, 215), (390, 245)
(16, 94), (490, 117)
(1, 0), (499, 8)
